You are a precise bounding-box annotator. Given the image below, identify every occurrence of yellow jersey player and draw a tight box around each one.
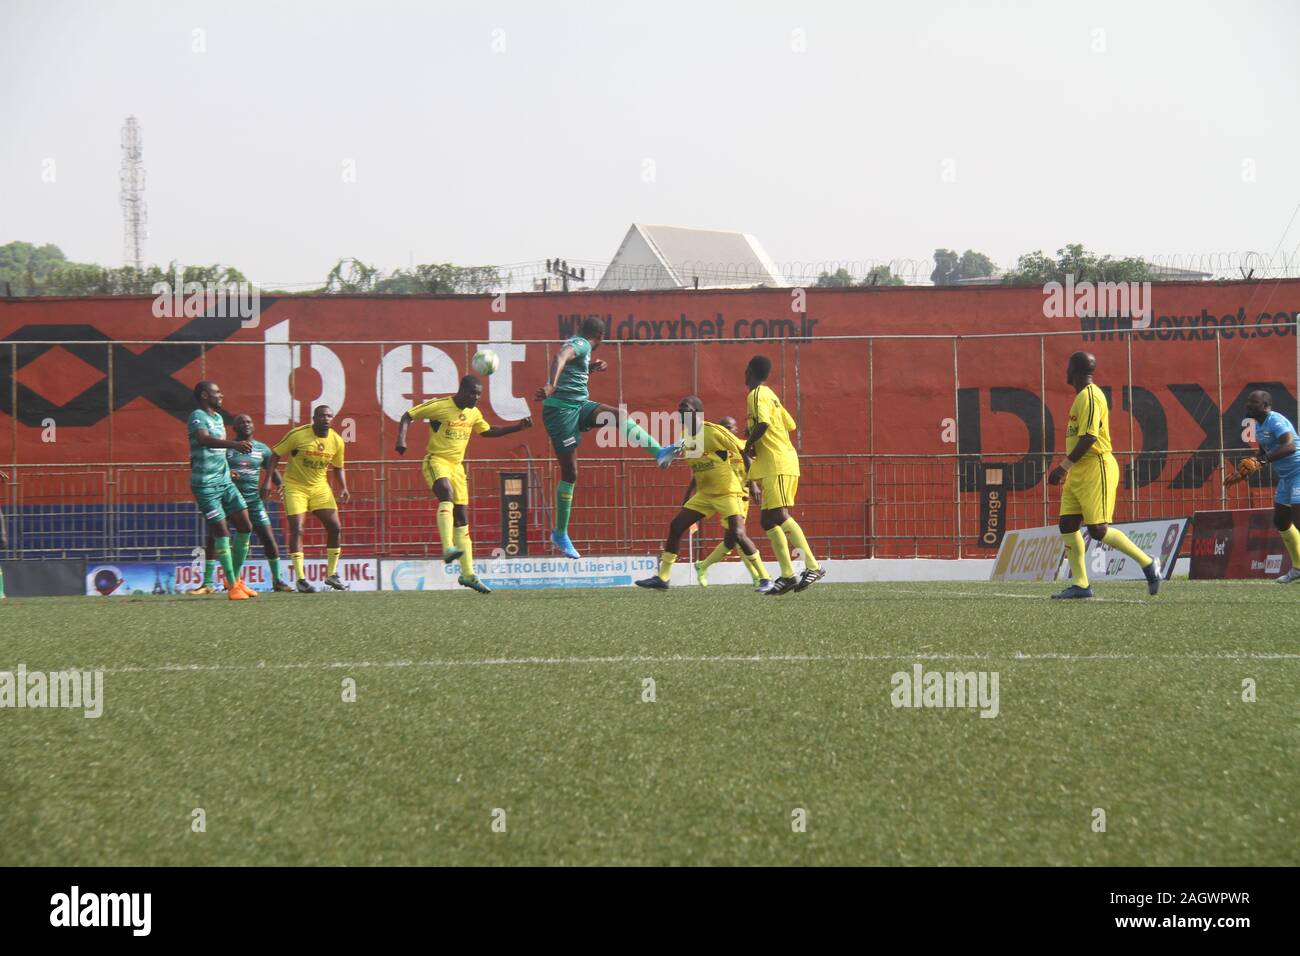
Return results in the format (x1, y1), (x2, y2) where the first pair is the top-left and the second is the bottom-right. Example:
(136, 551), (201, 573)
(396, 375), (533, 594)
(743, 355), (824, 595)
(636, 396), (765, 590)
(691, 415), (771, 592)
(262, 404), (351, 593)
(1048, 351), (1160, 599)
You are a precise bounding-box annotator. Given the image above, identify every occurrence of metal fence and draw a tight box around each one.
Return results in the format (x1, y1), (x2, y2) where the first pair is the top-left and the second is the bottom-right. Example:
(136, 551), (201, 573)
(2, 323), (1297, 562)
(0, 449), (1285, 564)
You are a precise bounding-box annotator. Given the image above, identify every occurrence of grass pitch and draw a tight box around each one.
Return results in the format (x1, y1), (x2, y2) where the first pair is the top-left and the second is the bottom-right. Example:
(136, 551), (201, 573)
(1, 580), (1297, 866)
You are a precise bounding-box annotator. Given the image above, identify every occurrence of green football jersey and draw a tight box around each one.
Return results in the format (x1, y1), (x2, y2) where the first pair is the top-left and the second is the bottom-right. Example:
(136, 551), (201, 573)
(187, 408), (231, 488)
(547, 335), (593, 405)
(226, 439), (272, 497)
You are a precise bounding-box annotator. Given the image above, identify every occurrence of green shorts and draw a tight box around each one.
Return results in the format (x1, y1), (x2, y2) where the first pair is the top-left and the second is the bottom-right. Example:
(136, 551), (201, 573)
(543, 399), (604, 453)
(231, 486), (272, 526)
(193, 481), (246, 523)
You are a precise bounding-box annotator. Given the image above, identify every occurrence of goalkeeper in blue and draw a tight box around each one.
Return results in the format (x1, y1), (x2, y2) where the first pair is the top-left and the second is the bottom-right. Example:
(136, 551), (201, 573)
(1243, 390), (1300, 583)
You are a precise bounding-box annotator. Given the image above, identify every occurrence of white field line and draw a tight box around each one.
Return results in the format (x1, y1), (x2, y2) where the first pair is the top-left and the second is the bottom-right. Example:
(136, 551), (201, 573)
(882, 588), (1149, 604)
(85, 650), (1300, 676)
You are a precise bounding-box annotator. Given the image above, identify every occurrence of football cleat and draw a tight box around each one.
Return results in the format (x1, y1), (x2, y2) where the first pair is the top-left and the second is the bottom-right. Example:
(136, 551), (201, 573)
(458, 574), (492, 594)
(187, 585), (215, 595)
(765, 576), (798, 595)
(550, 531), (581, 560)
(1051, 585), (1095, 600)
(655, 444), (681, 469)
(295, 578), (317, 593)
(634, 575), (670, 590)
(272, 579), (295, 593)
(227, 586), (250, 601)
(441, 547), (464, 565)
(694, 560), (709, 587)
(1276, 567), (1300, 584)
(323, 573), (348, 591)
(754, 578), (773, 594)
(1143, 558), (1161, 596)
(793, 567), (826, 592)
(233, 578), (256, 598)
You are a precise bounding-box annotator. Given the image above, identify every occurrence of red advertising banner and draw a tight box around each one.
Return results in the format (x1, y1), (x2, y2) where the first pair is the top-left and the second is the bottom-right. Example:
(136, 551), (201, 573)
(2, 281), (1298, 558)
(1189, 508), (1294, 579)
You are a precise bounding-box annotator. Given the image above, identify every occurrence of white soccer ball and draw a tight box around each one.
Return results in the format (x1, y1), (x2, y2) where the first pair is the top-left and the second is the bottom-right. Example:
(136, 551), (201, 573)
(471, 349), (499, 376)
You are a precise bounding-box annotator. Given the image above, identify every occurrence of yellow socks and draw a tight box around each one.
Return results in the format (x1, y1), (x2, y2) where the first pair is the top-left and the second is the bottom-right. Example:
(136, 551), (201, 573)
(766, 526), (794, 578)
(780, 518), (820, 571)
(741, 549), (767, 584)
(698, 542), (729, 572)
(292, 551), (306, 581)
(1280, 524), (1300, 567)
(454, 525), (474, 577)
(1061, 531), (1089, 587)
(658, 551), (677, 582)
(327, 547), (341, 576)
(1100, 527), (1153, 568)
(437, 501), (456, 556)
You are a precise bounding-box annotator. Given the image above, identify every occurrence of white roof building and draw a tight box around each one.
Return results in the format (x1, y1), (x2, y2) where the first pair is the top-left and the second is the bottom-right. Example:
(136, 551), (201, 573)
(595, 223), (787, 291)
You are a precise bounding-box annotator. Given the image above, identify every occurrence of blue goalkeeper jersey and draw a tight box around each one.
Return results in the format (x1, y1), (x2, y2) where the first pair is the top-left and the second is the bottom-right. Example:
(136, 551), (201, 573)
(1257, 411), (1300, 478)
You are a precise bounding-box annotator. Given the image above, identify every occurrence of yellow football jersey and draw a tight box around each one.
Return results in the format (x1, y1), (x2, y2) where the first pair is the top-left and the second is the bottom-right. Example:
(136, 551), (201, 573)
(273, 425), (345, 487)
(746, 384), (799, 479)
(1066, 383), (1111, 457)
(681, 421), (747, 497)
(406, 397), (490, 464)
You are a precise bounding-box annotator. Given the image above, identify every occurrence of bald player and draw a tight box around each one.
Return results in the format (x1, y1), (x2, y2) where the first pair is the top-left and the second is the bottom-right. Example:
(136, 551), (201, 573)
(1243, 389), (1300, 583)
(1048, 351), (1161, 599)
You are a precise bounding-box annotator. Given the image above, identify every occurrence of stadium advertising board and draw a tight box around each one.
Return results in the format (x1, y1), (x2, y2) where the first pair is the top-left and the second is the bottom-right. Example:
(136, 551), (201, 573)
(989, 526), (1065, 581)
(0, 558), (85, 597)
(86, 558), (379, 595)
(1189, 508), (1292, 580)
(382, 555), (658, 590)
(1080, 518), (1187, 580)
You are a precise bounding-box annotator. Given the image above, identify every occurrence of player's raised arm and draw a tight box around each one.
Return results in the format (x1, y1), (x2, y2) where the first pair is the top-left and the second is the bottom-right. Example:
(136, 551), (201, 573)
(482, 416), (532, 438)
(535, 345), (578, 401)
(395, 411), (413, 454)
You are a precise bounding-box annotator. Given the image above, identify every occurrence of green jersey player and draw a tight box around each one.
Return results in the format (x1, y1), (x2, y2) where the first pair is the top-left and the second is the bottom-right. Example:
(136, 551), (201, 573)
(534, 316), (677, 559)
(187, 381), (255, 601)
(192, 414), (293, 593)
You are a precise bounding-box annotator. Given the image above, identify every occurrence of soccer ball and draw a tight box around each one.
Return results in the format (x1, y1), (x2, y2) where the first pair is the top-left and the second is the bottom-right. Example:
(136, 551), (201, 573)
(471, 349), (499, 376)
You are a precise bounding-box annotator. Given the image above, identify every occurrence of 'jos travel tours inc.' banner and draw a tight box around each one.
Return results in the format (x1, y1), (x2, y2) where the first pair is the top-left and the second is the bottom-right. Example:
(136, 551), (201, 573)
(86, 558), (380, 595)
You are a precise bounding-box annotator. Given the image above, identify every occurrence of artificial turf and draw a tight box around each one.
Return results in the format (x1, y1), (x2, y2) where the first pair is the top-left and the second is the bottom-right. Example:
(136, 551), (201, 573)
(1, 580), (1297, 865)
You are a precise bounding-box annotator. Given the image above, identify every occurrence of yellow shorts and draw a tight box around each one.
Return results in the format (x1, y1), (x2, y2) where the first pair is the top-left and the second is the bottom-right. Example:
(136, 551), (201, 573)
(758, 475), (799, 510)
(422, 456), (468, 505)
(684, 492), (745, 521)
(720, 498), (750, 529)
(283, 481), (337, 516)
(1060, 453), (1119, 525)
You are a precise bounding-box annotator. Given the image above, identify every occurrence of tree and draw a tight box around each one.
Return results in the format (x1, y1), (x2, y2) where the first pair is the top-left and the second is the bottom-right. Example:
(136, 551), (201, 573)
(931, 248), (960, 285)
(862, 265), (904, 287)
(958, 250), (995, 281)
(813, 268), (856, 288)
(1004, 244), (1156, 284)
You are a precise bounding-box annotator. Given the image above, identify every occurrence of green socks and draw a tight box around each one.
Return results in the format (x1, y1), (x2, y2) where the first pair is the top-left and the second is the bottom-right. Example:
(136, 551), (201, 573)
(621, 416), (663, 454)
(231, 531), (251, 580)
(0, 566), (5, 599)
(214, 538), (236, 587)
(203, 559), (217, 587)
(555, 480), (575, 535)
(268, 556), (281, 584)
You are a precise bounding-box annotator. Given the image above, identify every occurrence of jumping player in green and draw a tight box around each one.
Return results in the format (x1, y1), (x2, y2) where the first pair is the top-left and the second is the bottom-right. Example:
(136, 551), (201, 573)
(187, 381), (256, 601)
(534, 316), (677, 559)
(191, 414), (293, 594)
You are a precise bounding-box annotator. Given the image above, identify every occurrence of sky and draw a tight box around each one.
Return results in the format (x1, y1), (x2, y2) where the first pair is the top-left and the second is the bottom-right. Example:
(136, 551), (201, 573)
(2, 0), (1299, 286)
